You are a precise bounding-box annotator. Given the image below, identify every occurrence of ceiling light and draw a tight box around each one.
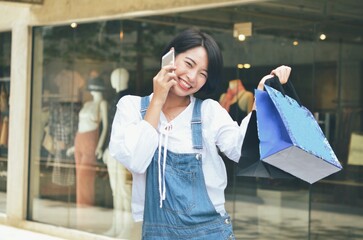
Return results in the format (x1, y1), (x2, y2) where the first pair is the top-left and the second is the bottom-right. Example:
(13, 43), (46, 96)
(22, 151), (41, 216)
(293, 40), (299, 46)
(237, 63), (251, 69)
(238, 34), (246, 41)
(243, 63), (251, 69)
(233, 22), (252, 40)
(319, 33), (327, 40)
(70, 22), (78, 28)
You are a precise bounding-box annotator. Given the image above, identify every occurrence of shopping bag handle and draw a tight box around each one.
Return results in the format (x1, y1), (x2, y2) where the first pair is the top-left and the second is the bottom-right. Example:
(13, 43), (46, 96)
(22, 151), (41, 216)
(265, 76), (302, 106)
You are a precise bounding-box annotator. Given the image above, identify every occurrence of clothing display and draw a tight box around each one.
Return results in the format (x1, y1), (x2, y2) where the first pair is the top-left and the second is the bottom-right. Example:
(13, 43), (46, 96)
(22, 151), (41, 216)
(73, 93), (105, 206)
(0, 82), (9, 147)
(109, 94), (250, 221)
(74, 129), (99, 205)
(219, 79), (254, 124)
(53, 70), (85, 102)
(48, 101), (80, 186)
(42, 125), (54, 155)
(0, 83), (8, 113)
(52, 149), (75, 187)
(0, 116), (8, 147)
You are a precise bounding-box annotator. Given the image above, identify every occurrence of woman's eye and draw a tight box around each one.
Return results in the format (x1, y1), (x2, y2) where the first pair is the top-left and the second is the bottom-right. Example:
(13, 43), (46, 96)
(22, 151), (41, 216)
(185, 61), (192, 67)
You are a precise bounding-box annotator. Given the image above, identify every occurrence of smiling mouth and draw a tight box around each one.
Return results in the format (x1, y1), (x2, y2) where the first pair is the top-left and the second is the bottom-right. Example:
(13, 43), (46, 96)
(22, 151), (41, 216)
(178, 79), (192, 90)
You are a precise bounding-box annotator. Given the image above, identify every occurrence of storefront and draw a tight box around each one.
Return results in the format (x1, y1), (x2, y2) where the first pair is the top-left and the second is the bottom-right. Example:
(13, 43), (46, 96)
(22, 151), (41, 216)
(1, 1), (363, 239)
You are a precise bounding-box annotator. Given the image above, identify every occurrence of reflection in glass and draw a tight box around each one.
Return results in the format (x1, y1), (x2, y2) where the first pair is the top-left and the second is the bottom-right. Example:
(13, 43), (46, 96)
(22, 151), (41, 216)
(0, 31), (11, 213)
(29, 21), (144, 238)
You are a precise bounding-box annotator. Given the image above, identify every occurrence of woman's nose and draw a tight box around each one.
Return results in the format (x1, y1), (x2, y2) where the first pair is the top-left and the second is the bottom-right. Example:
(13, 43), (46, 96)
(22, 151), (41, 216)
(186, 70), (197, 82)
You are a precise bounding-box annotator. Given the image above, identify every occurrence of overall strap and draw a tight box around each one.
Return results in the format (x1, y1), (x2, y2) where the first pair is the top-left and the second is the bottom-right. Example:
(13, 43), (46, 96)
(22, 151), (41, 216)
(191, 98), (203, 149)
(140, 96), (150, 119)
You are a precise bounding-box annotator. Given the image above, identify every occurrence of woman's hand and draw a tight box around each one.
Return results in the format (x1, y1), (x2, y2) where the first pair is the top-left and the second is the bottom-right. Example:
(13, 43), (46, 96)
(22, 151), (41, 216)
(151, 64), (177, 106)
(144, 61), (177, 129)
(257, 65), (291, 90)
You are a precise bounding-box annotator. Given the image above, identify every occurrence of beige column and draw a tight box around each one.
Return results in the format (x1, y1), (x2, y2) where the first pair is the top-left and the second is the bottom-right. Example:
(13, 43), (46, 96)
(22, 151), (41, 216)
(7, 21), (32, 225)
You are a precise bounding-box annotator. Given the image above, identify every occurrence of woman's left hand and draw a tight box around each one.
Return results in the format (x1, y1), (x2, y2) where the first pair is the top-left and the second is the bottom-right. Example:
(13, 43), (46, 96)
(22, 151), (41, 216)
(257, 65), (291, 90)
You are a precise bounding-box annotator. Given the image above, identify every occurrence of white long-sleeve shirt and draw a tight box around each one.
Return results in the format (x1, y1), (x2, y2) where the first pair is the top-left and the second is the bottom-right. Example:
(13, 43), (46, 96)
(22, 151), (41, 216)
(109, 94), (250, 222)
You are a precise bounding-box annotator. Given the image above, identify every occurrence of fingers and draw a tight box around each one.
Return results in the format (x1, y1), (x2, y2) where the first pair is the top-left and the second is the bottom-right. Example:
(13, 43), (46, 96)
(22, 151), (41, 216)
(257, 65), (292, 90)
(152, 65), (177, 104)
(257, 74), (274, 90)
(166, 79), (177, 88)
(161, 64), (176, 73)
(271, 65), (291, 84)
(154, 68), (177, 85)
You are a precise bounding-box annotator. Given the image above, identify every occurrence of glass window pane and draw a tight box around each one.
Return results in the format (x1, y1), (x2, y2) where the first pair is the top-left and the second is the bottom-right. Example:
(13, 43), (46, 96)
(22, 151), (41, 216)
(29, 20), (147, 238)
(0, 31), (11, 213)
(28, 1), (363, 239)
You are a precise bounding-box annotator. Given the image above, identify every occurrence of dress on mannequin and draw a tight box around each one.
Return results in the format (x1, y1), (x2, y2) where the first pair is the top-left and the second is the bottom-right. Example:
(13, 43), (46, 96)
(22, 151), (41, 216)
(103, 68), (133, 238)
(219, 79), (254, 183)
(67, 76), (108, 209)
(44, 70), (85, 187)
(49, 101), (81, 187)
(219, 79), (254, 124)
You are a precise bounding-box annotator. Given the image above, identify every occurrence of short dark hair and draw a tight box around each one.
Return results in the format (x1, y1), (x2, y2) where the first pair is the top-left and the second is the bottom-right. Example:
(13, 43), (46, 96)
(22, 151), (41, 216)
(162, 28), (223, 97)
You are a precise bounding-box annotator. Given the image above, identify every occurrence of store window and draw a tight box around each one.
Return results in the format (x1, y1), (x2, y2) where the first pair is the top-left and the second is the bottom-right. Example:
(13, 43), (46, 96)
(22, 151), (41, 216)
(0, 31), (11, 213)
(29, 20), (176, 238)
(29, 1), (363, 239)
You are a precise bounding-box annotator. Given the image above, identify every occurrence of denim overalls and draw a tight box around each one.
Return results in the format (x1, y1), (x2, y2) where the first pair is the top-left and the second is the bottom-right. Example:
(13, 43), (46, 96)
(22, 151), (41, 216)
(140, 96), (235, 240)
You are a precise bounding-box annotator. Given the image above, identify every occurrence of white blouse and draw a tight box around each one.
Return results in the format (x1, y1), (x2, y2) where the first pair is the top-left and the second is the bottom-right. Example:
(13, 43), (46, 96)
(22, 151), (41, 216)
(109, 94), (250, 222)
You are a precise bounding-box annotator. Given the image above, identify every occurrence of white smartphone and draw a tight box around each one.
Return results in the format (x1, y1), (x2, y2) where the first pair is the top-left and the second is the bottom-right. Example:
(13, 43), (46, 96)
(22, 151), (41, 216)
(161, 48), (175, 68)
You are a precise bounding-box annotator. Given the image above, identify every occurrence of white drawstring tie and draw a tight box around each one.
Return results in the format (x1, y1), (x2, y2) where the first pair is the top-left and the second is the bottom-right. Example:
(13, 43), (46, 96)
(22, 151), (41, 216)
(158, 123), (172, 208)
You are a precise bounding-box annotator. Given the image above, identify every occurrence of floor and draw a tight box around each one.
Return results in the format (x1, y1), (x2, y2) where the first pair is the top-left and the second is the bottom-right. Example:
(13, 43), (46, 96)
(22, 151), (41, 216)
(1, 184), (363, 240)
(0, 225), (66, 240)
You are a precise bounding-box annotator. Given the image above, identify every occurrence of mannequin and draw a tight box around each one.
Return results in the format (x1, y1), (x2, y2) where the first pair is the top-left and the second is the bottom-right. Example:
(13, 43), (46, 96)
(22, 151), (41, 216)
(219, 79), (254, 124)
(110, 68), (129, 94)
(67, 76), (108, 212)
(219, 79), (254, 184)
(103, 68), (133, 238)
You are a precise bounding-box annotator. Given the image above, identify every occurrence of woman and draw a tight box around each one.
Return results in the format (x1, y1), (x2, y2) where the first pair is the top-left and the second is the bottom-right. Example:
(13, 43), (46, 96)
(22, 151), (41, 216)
(109, 28), (291, 239)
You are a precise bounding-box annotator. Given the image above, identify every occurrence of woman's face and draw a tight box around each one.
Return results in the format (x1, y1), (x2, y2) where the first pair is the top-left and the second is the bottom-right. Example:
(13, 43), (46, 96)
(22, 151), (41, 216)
(170, 46), (208, 96)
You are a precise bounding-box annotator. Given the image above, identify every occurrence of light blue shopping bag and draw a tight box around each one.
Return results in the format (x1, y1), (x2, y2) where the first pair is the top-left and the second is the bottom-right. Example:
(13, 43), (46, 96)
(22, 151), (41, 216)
(255, 78), (342, 184)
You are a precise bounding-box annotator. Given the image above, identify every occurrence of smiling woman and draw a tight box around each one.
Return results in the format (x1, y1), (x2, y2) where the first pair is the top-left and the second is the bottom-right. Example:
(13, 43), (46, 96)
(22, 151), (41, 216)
(109, 28), (292, 240)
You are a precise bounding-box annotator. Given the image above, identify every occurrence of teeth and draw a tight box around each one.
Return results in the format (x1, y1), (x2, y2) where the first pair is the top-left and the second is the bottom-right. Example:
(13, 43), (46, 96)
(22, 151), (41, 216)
(180, 80), (191, 89)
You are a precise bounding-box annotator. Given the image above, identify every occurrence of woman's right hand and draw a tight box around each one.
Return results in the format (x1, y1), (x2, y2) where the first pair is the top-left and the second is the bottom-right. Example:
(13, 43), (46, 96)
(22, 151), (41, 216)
(152, 64), (177, 106)
(143, 64), (177, 129)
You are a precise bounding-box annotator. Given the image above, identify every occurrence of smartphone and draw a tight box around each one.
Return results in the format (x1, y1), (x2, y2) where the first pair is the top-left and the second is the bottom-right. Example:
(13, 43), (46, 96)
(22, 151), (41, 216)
(161, 48), (175, 68)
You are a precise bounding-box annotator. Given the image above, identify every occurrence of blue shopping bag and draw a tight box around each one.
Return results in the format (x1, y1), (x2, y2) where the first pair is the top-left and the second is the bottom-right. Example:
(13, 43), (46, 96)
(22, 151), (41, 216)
(237, 110), (294, 179)
(255, 78), (342, 184)
(237, 78), (297, 179)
